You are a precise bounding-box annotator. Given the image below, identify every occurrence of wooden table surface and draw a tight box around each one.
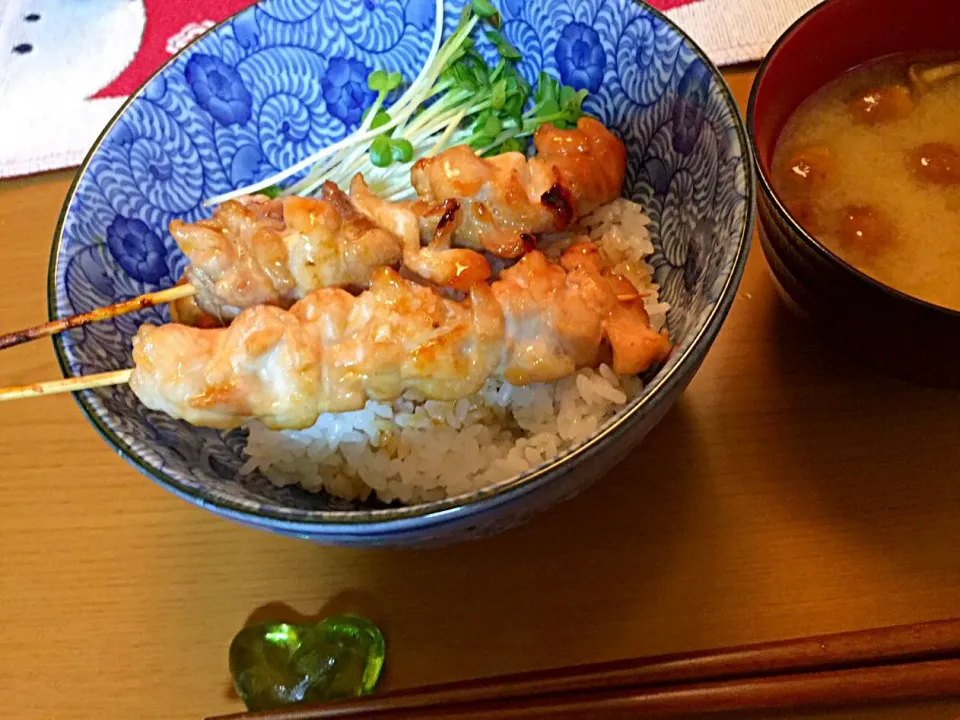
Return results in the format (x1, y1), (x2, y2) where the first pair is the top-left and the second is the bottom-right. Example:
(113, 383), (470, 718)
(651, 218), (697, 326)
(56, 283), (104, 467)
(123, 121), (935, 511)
(2, 67), (960, 720)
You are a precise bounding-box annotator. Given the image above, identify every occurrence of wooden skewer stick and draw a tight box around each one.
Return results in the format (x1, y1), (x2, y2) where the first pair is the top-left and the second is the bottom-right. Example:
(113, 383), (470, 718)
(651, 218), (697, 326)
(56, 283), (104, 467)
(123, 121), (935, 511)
(0, 284), (197, 351)
(0, 369), (133, 402)
(909, 59), (960, 95)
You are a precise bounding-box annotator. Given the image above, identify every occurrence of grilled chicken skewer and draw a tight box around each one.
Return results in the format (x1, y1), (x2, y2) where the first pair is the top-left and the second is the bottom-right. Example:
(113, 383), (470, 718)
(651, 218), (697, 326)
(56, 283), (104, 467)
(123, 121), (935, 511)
(175, 118), (627, 322)
(170, 183), (489, 325)
(0, 120), (628, 352)
(129, 242), (670, 430)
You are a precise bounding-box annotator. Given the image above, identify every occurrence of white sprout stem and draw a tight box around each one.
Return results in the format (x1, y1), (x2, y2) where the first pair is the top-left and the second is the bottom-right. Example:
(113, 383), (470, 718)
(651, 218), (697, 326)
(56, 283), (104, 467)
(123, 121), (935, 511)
(426, 109), (467, 157)
(357, 122), (472, 200)
(299, 130), (441, 197)
(299, 129), (423, 195)
(391, 79), (453, 139)
(286, 136), (367, 196)
(204, 0), (447, 207)
(408, 98), (493, 143)
(285, 94), (388, 196)
(399, 89), (471, 138)
(205, 104), (409, 206)
(369, 7), (463, 122)
(339, 133), (444, 189)
(358, 15), (476, 140)
(275, 18), (486, 199)
(476, 128), (523, 155)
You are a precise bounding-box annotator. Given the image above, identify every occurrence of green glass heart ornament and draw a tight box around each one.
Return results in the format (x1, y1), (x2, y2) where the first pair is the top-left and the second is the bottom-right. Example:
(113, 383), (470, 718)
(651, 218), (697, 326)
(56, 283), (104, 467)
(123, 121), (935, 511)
(229, 614), (385, 711)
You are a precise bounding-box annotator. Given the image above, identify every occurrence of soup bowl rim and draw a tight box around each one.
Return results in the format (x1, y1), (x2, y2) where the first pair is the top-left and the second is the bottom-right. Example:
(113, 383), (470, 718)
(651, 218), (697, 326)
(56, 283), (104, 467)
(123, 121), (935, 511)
(747, 0), (960, 320)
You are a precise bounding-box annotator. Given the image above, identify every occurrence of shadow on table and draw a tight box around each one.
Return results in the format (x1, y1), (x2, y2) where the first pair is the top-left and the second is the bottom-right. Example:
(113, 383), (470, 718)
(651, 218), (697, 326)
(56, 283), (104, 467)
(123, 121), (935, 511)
(758, 293), (960, 576)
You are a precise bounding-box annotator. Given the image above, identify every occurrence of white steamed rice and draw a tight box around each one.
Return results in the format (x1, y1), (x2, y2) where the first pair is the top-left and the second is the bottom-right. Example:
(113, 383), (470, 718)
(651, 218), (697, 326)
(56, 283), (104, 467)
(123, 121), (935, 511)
(239, 199), (667, 504)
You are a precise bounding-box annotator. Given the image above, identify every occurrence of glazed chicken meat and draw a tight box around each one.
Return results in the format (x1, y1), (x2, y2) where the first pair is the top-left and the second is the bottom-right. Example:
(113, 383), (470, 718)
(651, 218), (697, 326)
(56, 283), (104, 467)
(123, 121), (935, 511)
(171, 184), (402, 322)
(129, 242), (670, 430)
(166, 120), (628, 326)
(410, 117), (627, 257)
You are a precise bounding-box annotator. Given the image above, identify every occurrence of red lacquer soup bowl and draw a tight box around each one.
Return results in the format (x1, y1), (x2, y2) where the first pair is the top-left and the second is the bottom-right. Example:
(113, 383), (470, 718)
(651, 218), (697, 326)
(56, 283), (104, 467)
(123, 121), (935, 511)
(748, 0), (960, 388)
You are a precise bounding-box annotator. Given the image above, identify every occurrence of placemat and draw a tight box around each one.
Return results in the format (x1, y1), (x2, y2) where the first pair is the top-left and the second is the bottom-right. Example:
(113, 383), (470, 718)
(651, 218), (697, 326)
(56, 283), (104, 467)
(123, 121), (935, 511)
(0, 0), (818, 179)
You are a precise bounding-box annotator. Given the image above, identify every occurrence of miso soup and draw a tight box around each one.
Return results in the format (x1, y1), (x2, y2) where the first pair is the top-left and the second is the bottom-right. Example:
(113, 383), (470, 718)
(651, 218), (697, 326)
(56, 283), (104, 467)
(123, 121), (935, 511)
(772, 53), (960, 310)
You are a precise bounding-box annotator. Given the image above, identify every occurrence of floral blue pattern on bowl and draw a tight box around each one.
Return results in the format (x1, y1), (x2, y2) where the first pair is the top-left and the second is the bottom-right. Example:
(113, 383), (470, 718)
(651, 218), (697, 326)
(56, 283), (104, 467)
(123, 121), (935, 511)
(50, 0), (754, 547)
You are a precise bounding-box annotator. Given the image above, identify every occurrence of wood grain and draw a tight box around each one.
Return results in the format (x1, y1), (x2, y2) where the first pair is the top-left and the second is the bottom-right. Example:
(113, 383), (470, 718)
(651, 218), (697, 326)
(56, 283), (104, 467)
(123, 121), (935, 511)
(1, 69), (960, 720)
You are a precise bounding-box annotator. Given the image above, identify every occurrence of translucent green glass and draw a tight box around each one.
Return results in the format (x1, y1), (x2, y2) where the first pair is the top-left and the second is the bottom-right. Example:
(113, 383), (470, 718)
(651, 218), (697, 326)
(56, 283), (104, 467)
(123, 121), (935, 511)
(229, 614), (385, 711)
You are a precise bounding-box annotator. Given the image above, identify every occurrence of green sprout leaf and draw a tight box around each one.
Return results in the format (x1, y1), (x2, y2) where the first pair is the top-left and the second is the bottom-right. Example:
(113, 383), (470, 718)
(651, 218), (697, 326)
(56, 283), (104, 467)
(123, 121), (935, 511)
(503, 93), (523, 115)
(490, 58), (506, 83)
(491, 79), (507, 110)
(391, 138), (414, 162)
(471, 0), (498, 18)
(471, 0), (501, 27)
(556, 85), (588, 127)
(367, 69), (387, 92)
(368, 69), (403, 94)
(514, 67), (532, 96)
(370, 135), (393, 168)
(222, 0), (592, 208)
(533, 72), (559, 106)
(482, 113), (502, 137)
(485, 30), (521, 60)
(370, 109), (393, 132)
(504, 94), (524, 128)
(473, 109), (492, 130)
(445, 62), (480, 91)
(471, 134), (496, 149)
(499, 136), (525, 153)
(259, 184), (283, 199)
(385, 71), (403, 92)
(563, 86), (588, 112)
(537, 98), (560, 118)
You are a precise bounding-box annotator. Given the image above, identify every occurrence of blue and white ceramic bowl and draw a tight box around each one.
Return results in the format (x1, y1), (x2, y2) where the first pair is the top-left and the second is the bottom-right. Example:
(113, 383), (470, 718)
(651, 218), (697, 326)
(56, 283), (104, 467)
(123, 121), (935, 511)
(50, 0), (753, 547)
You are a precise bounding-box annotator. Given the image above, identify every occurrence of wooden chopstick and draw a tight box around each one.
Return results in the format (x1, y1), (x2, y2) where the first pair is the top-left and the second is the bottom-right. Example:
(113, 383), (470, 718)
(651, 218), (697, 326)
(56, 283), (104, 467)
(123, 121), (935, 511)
(299, 658), (960, 719)
(207, 618), (960, 719)
(0, 369), (132, 402)
(0, 284), (196, 351)
(211, 658), (960, 719)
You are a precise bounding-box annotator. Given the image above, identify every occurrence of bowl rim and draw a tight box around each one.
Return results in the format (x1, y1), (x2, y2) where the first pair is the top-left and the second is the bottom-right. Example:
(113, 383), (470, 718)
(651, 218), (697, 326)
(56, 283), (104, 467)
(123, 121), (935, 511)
(48, 0), (756, 532)
(746, 0), (960, 321)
